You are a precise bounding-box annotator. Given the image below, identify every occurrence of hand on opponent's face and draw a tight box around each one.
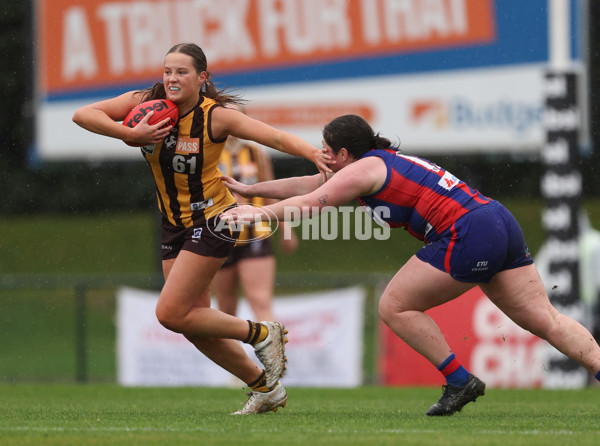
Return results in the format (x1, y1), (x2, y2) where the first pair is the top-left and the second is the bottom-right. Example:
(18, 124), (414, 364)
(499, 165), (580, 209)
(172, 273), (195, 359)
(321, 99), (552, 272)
(314, 148), (334, 183)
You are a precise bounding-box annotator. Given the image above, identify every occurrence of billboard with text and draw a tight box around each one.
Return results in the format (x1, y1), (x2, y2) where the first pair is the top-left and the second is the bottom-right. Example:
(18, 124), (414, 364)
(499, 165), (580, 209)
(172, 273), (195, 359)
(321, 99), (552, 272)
(34, 0), (584, 160)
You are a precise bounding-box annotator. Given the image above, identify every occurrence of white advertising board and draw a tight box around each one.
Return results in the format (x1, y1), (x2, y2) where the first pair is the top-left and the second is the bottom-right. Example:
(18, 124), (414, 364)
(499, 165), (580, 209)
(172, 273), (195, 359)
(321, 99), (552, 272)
(117, 286), (365, 387)
(39, 64), (546, 160)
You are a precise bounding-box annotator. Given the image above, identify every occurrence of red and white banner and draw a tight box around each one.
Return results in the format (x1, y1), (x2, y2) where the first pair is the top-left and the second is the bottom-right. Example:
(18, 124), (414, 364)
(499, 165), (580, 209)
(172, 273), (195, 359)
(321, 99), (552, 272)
(117, 286), (365, 387)
(378, 287), (547, 388)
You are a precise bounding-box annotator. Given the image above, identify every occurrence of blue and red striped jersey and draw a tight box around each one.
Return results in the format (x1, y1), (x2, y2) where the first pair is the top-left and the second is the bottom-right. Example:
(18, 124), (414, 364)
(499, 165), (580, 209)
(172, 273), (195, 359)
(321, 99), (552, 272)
(357, 149), (491, 242)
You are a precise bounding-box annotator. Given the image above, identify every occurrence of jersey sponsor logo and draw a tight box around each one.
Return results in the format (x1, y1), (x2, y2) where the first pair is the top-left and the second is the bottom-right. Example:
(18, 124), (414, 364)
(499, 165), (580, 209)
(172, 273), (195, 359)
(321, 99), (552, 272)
(141, 144), (155, 155)
(191, 198), (214, 212)
(175, 137), (200, 154)
(438, 170), (459, 191)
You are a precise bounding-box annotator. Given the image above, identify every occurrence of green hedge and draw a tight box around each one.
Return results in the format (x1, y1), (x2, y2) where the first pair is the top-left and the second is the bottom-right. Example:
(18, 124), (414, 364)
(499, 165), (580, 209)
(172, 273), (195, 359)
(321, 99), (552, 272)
(5, 153), (599, 216)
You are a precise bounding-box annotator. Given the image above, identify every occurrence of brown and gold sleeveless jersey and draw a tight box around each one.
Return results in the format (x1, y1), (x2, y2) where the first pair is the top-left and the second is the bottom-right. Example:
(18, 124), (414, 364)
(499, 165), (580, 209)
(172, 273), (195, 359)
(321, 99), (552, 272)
(219, 143), (267, 207)
(142, 96), (236, 227)
(219, 142), (272, 240)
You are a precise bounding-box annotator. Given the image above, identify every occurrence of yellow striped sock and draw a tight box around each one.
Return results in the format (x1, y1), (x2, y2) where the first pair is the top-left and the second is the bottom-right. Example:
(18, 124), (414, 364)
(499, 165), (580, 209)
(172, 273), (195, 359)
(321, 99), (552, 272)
(244, 321), (268, 346)
(248, 370), (271, 392)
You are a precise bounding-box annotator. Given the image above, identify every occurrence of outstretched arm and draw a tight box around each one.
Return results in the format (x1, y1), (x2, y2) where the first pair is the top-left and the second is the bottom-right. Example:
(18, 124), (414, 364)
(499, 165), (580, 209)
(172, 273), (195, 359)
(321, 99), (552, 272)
(221, 173), (326, 200)
(211, 106), (333, 178)
(221, 156), (386, 222)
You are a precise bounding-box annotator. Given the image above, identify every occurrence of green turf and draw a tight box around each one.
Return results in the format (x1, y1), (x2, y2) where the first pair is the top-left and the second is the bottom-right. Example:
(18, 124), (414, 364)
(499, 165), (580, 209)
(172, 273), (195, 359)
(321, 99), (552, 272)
(0, 385), (599, 446)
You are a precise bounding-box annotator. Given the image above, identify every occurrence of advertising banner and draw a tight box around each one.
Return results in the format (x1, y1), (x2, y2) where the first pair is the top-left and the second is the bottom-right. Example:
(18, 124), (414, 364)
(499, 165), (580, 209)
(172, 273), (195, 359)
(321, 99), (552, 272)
(34, 0), (582, 160)
(379, 287), (547, 388)
(117, 286), (365, 387)
(39, 0), (496, 95)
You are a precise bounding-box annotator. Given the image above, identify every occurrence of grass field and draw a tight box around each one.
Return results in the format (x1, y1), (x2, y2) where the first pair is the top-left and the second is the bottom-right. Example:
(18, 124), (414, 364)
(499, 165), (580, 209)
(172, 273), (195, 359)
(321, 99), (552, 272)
(1, 385), (599, 446)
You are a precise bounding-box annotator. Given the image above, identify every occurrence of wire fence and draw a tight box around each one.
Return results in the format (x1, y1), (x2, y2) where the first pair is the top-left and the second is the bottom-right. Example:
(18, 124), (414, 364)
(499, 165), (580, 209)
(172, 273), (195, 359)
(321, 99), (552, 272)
(0, 272), (391, 384)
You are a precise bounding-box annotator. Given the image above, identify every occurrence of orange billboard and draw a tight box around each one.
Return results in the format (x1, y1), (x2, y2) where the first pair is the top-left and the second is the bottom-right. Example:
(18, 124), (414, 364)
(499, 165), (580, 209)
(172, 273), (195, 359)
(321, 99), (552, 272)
(38, 0), (496, 94)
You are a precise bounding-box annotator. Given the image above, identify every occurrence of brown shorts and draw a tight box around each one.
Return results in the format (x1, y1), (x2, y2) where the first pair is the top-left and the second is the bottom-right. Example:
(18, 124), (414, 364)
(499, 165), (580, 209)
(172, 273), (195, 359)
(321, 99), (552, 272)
(160, 216), (237, 260)
(221, 237), (274, 268)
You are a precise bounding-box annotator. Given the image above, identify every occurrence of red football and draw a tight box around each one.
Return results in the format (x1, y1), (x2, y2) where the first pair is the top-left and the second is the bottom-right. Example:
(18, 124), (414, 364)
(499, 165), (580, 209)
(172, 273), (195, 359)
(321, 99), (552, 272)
(122, 99), (178, 147)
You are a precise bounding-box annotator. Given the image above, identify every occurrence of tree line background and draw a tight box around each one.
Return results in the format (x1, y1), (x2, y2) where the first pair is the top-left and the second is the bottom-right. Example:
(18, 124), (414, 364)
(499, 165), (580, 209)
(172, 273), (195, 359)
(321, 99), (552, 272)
(2, 1), (600, 216)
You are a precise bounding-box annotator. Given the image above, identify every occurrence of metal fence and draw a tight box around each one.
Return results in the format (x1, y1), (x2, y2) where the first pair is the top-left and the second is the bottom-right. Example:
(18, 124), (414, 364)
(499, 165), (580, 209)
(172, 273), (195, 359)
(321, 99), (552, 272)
(0, 272), (391, 383)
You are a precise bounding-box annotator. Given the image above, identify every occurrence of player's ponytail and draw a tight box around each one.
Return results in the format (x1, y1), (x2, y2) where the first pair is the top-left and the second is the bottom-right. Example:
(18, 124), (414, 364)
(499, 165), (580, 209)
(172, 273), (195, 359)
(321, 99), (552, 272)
(201, 71), (242, 107)
(139, 82), (166, 102)
(372, 133), (392, 151)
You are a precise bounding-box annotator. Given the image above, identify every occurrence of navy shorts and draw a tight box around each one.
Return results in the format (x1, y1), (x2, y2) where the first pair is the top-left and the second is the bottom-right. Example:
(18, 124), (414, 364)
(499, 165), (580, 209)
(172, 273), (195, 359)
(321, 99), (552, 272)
(416, 201), (533, 283)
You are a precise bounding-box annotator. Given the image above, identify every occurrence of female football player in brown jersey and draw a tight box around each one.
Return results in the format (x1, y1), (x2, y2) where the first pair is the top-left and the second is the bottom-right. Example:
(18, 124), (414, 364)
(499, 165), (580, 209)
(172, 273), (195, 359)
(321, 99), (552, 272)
(73, 42), (330, 415)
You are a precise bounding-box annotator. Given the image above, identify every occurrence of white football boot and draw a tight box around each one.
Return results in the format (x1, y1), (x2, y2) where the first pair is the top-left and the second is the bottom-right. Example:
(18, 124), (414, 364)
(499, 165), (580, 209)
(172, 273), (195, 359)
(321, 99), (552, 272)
(232, 381), (288, 415)
(253, 321), (288, 388)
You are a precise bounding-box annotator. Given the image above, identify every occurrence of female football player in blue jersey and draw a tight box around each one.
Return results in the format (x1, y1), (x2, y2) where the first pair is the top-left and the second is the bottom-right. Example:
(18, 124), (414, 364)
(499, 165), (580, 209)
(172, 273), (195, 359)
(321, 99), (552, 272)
(73, 42), (331, 415)
(221, 114), (600, 416)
